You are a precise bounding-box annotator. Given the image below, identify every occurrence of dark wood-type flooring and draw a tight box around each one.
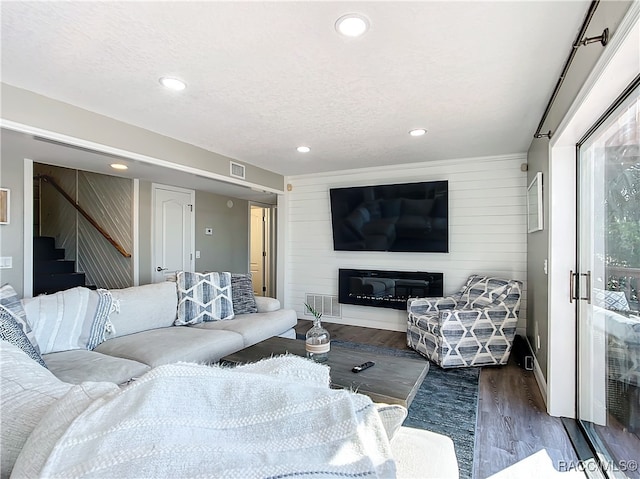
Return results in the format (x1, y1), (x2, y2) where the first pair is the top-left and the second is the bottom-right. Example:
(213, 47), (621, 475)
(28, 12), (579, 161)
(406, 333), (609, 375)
(295, 319), (579, 479)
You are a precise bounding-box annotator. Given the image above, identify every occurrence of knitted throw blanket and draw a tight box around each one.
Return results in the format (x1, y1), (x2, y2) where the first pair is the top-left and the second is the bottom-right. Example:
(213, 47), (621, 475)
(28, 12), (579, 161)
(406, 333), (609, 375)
(12, 355), (396, 478)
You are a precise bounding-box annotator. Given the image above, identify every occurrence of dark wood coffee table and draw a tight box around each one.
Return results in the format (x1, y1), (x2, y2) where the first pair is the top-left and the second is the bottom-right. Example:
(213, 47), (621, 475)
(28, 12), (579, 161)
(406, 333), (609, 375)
(222, 337), (429, 408)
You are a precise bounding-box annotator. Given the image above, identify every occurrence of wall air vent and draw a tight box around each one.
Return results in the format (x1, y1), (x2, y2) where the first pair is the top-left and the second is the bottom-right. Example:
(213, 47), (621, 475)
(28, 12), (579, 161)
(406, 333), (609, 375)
(305, 293), (341, 319)
(230, 161), (246, 179)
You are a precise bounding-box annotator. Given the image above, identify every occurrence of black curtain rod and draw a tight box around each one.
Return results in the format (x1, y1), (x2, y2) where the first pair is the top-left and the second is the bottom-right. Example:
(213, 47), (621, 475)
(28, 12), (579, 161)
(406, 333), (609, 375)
(534, 0), (607, 140)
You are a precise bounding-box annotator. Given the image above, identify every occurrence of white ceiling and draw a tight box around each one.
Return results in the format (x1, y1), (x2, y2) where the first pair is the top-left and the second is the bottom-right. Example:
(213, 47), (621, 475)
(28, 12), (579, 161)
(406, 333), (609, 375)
(1, 1), (589, 177)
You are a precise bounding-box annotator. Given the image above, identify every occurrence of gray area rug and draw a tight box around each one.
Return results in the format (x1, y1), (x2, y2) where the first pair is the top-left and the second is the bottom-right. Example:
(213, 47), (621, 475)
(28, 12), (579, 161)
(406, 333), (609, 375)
(330, 338), (480, 479)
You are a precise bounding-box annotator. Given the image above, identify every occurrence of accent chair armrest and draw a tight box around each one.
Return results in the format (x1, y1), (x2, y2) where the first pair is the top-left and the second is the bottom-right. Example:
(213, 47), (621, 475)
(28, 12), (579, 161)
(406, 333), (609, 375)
(407, 296), (459, 315)
(254, 296), (281, 313)
(439, 303), (514, 321)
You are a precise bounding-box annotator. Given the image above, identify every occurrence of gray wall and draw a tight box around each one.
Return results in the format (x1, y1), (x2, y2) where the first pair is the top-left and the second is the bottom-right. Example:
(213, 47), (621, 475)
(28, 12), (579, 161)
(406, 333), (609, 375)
(194, 191), (249, 273)
(139, 185), (249, 279)
(526, 139), (551, 378)
(0, 143), (25, 295)
(138, 181), (153, 285)
(526, 0), (632, 381)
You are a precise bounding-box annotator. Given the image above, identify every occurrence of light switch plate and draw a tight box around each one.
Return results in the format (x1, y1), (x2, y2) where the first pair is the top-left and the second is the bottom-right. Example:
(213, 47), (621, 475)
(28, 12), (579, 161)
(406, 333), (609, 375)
(0, 257), (12, 269)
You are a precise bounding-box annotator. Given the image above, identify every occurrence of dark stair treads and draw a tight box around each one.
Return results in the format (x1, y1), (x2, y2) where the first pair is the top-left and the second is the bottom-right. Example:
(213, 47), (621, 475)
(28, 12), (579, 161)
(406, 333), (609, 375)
(33, 272), (86, 296)
(34, 237), (65, 260)
(33, 236), (88, 295)
(34, 259), (75, 274)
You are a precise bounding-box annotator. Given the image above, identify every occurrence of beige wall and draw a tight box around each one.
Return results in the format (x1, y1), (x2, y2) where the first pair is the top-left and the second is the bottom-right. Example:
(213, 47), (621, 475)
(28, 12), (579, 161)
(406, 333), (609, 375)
(526, 0), (633, 381)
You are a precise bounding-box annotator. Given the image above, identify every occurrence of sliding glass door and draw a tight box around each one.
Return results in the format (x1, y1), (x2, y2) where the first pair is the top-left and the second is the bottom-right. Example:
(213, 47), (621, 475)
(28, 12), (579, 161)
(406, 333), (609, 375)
(576, 82), (639, 477)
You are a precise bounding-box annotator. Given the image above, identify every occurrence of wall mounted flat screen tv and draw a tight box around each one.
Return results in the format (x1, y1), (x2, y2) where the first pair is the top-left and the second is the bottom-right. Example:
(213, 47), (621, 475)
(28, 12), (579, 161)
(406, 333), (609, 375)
(329, 180), (448, 253)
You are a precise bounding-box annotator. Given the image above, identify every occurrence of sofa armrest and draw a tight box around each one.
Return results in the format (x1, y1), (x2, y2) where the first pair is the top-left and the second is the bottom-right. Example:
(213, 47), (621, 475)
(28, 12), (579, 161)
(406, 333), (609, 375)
(255, 296), (281, 313)
(407, 296), (459, 315)
(391, 426), (459, 479)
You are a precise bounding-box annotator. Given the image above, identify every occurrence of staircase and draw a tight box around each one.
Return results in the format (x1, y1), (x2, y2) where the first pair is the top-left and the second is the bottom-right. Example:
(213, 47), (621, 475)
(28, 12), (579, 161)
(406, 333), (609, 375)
(33, 236), (88, 295)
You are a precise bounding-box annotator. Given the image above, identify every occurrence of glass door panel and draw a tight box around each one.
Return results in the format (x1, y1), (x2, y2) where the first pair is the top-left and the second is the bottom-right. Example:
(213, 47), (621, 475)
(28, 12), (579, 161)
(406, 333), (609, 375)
(577, 86), (639, 477)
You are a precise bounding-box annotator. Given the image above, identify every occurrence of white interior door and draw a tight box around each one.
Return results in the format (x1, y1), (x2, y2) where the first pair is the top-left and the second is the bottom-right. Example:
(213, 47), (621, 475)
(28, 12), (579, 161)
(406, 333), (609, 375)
(152, 184), (194, 283)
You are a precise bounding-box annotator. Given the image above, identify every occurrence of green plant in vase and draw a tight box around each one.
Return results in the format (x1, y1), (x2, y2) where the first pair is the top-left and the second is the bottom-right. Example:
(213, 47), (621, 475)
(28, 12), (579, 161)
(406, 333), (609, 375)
(304, 303), (330, 362)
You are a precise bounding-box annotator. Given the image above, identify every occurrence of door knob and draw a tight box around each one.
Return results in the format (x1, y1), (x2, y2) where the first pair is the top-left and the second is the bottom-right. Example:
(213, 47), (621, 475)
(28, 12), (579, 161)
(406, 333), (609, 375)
(156, 266), (168, 272)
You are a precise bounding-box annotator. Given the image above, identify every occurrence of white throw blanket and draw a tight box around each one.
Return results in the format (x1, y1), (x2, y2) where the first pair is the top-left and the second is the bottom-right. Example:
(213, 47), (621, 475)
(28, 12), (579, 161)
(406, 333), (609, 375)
(11, 355), (396, 478)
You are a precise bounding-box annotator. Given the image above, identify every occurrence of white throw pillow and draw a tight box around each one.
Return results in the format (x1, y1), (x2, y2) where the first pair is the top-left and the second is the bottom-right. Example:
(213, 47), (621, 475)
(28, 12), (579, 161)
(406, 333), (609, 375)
(22, 287), (114, 354)
(176, 271), (234, 325)
(0, 341), (72, 478)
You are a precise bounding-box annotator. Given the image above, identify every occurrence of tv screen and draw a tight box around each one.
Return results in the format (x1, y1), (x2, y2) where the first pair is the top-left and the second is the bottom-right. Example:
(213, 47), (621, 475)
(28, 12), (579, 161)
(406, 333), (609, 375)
(329, 181), (448, 253)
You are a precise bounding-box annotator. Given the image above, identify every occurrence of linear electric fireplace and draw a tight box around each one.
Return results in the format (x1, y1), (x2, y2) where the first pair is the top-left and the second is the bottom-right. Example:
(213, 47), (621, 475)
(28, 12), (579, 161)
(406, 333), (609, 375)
(338, 268), (444, 310)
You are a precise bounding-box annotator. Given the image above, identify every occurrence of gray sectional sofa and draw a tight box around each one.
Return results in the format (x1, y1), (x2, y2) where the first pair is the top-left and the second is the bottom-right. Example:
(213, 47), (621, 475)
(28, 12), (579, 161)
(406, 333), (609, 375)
(23, 281), (298, 384)
(1, 279), (462, 479)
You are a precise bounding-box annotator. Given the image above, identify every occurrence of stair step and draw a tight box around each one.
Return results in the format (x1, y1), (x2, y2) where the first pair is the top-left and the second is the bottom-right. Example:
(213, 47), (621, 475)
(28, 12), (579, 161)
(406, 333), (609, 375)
(34, 260), (75, 274)
(33, 272), (86, 296)
(33, 237), (66, 260)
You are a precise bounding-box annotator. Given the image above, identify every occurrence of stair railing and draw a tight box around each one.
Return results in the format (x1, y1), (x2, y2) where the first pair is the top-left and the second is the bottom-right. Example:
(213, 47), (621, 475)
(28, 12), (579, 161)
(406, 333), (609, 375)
(35, 174), (131, 258)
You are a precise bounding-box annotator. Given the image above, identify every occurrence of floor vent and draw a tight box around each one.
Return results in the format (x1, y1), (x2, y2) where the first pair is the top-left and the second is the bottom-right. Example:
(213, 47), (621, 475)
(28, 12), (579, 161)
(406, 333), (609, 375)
(305, 294), (341, 318)
(230, 161), (246, 179)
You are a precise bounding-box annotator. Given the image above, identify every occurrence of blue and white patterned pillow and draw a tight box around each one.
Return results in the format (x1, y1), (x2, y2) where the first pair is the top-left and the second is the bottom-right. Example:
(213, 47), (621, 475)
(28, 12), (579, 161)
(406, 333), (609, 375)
(0, 283), (41, 355)
(0, 309), (47, 368)
(176, 271), (235, 325)
(593, 289), (630, 312)
(231, 273), (258, 314)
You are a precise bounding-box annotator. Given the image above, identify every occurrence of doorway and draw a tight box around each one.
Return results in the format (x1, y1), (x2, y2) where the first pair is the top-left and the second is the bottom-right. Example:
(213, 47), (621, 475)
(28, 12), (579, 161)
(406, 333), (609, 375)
(575, 82), (639, 476)
(249, 203), (275, 297)
(152, 184), (195, 282)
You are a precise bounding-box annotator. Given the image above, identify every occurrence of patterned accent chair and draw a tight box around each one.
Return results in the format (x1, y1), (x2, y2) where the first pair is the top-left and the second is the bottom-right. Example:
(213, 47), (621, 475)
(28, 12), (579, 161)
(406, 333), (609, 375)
(407, 275), (523, 368)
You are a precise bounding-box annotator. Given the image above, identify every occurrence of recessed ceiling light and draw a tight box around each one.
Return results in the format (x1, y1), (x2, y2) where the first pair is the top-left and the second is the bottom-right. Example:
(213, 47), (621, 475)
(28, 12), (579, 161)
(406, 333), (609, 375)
(335, 14), (369, 38)
(297, 146), (311, 153)
(159, 77), (186, 91)
(110, 163), (128, 170)
(409, 129), (427, 137)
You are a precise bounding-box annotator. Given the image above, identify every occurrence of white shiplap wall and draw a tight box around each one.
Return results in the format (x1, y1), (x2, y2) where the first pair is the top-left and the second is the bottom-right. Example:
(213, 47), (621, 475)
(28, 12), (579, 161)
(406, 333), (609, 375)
(283, 154), (528, 332)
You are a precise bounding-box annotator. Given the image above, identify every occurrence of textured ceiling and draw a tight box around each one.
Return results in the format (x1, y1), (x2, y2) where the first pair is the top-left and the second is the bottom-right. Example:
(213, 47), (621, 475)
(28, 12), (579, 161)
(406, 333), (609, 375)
(1, 1), (589, 176)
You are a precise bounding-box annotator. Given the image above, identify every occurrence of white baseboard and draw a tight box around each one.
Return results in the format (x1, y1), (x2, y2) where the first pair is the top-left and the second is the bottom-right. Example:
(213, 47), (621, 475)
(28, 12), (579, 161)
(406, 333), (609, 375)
(526, 336), (548, 407)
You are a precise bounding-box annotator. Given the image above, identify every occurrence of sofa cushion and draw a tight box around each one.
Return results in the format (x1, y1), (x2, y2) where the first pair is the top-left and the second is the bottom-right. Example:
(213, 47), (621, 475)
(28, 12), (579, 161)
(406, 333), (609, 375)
(255, 296), (281, 313)
(109, 282), (178, 337)
(0, 309), (47, 367)
(0, 341), (72, 479)
(231, 273), (258, 314)
(176, 271), (234, 324)
(1, 283), (41, 354)
(194, 308), (297, 347)
(22, 287), (113, 354)
(43, 349), (151, 385)
(95, 327), (245, 366)
(391, 426), (459, 479)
